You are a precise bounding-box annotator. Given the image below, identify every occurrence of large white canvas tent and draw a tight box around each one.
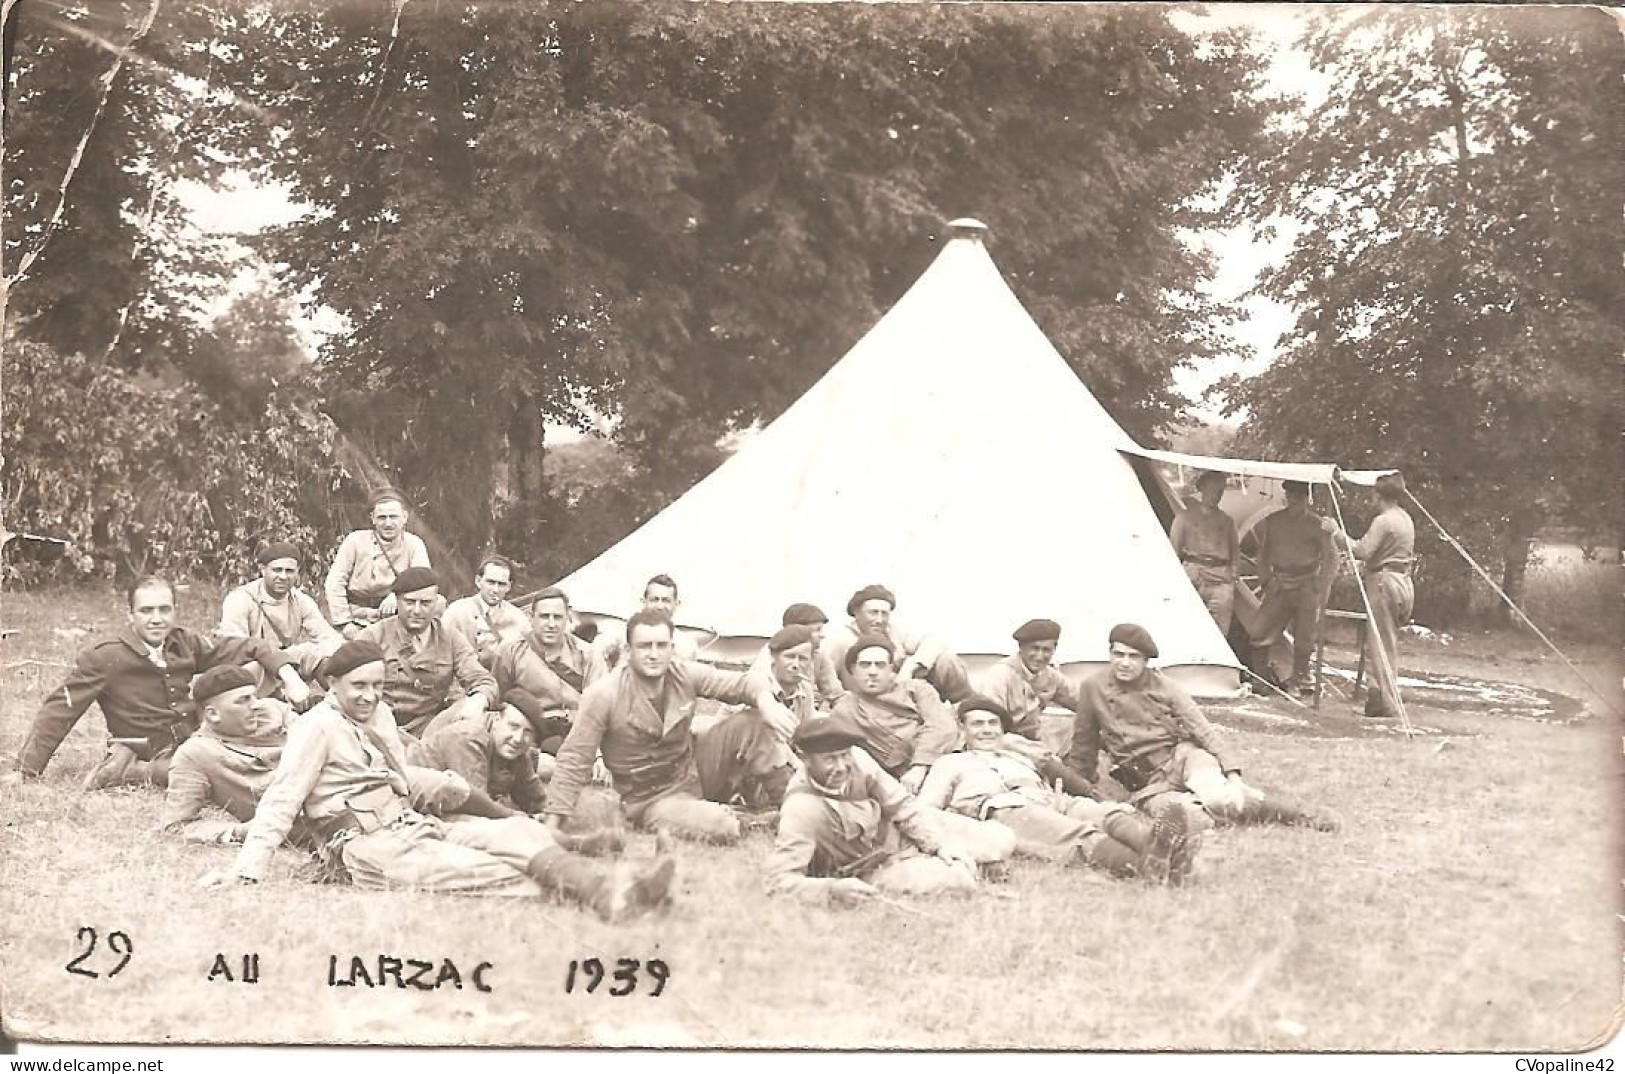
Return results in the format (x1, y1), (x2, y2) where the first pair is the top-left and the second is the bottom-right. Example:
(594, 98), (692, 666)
(558, 220), (1242, 694)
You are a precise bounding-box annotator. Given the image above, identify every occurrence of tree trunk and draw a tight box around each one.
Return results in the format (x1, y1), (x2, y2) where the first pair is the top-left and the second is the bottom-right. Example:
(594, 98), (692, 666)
(1492, 509), (1538, 626)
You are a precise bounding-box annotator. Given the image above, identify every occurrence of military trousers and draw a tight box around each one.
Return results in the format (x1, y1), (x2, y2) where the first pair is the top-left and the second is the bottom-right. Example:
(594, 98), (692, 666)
(1184, 564), (1237, 635)
(1250, 578), (1320, 681)
(988, 793), (1132, 862)
(1364, 571), (1414, 718)
(340, 814), (558, 897)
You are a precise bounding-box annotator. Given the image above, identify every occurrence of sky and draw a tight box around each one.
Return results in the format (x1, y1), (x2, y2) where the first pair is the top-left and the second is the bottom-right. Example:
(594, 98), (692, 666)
(172, 3), (1334, 434)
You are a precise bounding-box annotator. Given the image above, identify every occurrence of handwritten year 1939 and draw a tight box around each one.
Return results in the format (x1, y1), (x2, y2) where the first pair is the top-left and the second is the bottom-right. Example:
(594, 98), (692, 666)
(565, 957), (669, 997)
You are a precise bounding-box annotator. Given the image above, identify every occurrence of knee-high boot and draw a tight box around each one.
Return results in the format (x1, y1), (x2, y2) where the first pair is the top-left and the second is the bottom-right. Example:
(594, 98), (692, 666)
(525, 848), (676, 922)
(1078, 806), (1200, 885)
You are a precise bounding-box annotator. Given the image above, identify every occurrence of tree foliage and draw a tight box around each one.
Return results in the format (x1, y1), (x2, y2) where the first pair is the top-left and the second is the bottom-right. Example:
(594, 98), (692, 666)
(1227, 7), (1624, 624)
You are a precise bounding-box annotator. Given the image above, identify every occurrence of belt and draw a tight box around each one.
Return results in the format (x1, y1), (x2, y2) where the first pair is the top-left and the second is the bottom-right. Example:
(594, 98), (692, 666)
(1270, 564), (1320, 581)
(1367, 563), (1411, 576)
(1181, 554), (1231, 568)
(310, 790), (413, 841)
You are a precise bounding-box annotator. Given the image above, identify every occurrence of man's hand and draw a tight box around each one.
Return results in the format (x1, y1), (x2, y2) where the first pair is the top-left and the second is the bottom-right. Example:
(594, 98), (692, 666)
(900, 765), (928, 794)
(378, 594), (398, 617)
(341, 623), (361, 641)
(829, 877), (880, 907)
(1320, 516), (1342, 537)
(936, 847), (977, 874)
(447, 693), (487, 723)
(591, 757), (612, 786)
(278, 668), (312, 709)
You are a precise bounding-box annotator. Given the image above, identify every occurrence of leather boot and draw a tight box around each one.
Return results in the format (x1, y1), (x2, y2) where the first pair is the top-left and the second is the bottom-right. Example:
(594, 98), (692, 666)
(525, 848), (676, 922)
(1072, 834), (1144, 879)
(82, 745), (137, 791)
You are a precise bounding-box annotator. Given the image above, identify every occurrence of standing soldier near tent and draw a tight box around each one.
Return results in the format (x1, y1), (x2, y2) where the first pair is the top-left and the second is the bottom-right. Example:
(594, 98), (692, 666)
(1324, 473), (1416, 719)
(325, 488), (433, 638)
(1171, 470), (1240, 636)
(1248, 480), (1336, 695)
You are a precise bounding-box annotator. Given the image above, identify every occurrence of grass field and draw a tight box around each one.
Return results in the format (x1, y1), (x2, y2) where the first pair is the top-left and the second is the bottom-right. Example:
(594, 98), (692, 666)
(1, 578), (1621, 1052)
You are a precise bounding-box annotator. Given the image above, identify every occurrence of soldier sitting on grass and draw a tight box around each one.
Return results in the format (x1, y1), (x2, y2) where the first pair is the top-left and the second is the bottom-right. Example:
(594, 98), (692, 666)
(7, 576), (313, 790)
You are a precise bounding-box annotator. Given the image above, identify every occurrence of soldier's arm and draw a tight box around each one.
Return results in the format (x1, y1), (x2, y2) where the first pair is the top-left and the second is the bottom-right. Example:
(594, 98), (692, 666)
(1255, 518), (1275, 589)
(1064, 690), (1103, 784)
(909, 684), (961, 767)
(406, 534), (431, 568)
(813, 648), (845, 707)
(690, 661), (769, 709)
(762, 798), (841, 901)
(324, 534), (360, 626)
(158, 746), (225, 838)
(865, 751), (943, 854)
(297, 590), (345, 650)
(17, 648), (110, 777)
(512, 761), (548, 814)
(542, 687), (610, 823)
(194, 632), (291, 679)
(235, 715), (332, 880)
(216, 588), (256, 640)
(1169, 512), (1192, 557)
(894, 619), (948, 671)
(506, 645), (577, 709)
(449, 635), (500, 708)
(1166, 684), (1238, 774)
(913, 754), (961, 812)
(426, 731), (493, 796)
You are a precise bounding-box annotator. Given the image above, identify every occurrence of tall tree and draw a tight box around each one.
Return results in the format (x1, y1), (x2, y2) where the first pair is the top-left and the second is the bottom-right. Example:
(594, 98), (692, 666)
(1228, 7), (1624, 624)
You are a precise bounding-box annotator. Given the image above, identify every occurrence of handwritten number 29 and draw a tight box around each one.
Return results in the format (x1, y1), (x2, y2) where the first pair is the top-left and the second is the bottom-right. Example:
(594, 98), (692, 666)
(66, 927), (133, 979)
(565, 957), (668, 997)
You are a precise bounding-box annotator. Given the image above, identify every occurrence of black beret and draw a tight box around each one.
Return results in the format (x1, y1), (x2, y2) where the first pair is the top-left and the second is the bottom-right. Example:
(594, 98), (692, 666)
(1107, 623), (1159, 659)
(326, 639), (387, 679)
(256, 541), (301, 565)
(781, 602), (828, 627)
(768, 625), (816, 654)
(843, 633), (896, 671)
(1012, 618), (1061, 644)
(845, 584), (897, 617)
(391, 567), (439, 596)
(791, 713), (866, 754)
(1282, 480), (1309, 497)
(957, 694), (1012, 728)
(192, 665), (257, 703)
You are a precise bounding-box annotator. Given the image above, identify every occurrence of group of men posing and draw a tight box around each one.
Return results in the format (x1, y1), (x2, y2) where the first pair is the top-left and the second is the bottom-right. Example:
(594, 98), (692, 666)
(1172, 470), (1416, 719)
(11, 480), (1400, 919)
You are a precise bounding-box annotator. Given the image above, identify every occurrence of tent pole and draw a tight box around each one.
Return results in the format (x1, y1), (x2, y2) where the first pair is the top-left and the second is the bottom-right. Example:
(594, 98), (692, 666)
(1404, 491), (1622, 718)
(1328, 484), (1418, 737)
(1239, 665), (1315, 712)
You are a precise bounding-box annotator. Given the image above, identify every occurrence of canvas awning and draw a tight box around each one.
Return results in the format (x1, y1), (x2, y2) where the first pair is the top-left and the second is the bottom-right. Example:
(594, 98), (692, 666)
(1121, 446), (1397, 487)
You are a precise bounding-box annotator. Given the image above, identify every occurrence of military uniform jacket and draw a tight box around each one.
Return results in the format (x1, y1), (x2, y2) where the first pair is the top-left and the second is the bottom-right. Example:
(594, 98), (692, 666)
(410, 710), (547, 813)
(19, 627), (289, 777)
(440, 595), (532, 651)
(829, 679), (960, 774)
(217, 579), (343, 652)
(977, 655), (1083, 740)
(356, 617), (498, 734)
(916, 747), (1053, 820)
(323, 529), (430, 625)
(1066, 668), (1236, 783)
(763, 748), (941, 899)
(488, 632), (608, 710)
(544, 659), (761, 818)
(822, 617), (950, 691)
(161, 729), (286, 839)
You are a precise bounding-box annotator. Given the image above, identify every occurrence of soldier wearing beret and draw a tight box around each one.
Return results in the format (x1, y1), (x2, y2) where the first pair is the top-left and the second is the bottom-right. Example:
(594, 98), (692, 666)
(10, 577), (312, 788)
(1324, 472), (1416, 719)
(408, 704), (552, 817)
(217, 541), (344, 678)
(1069, 624), (1338, 831)
(976, 618), (1085, 742)
(1171, 471), (1240, 635)
(356, 568), (499, 737)
(324, 488), (432, 637)
(828, 634), (961, 793)
(763, 713), (1015, 904)
(918, 696), (1200, 884)
(1248, 480), (1336, 695)
(161, 666), (302, 844)
(822, 584), (975, 704)
(484, 586), (610, 747)
(441, 553), (532, 656)
(229, 640), (670, 920)
(747, 602), (845, 709)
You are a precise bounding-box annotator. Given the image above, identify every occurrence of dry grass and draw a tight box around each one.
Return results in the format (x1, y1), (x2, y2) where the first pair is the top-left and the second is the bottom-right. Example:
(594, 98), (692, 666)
(1, 586), (1620, 1051)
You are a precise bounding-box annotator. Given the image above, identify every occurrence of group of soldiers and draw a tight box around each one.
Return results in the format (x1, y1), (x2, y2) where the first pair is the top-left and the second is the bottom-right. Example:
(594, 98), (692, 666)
(1172, 470), (1416, 719)
(8, 478), (1416, 918)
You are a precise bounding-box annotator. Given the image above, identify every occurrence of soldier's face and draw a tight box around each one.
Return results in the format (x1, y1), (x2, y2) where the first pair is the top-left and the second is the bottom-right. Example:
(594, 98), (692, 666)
(855, 600), (892, 634)
(1198, 479), (1225, 508)
(807, 623), (825, 648)
(853, 647), (895, 696)
(333, 662), (386, 722)
(371, 500), (406, 541)
(962, 709), (1004, 750)
(475, 565), (511, 607)
(1018, 639), (1057, 675)
(491, 708), (533, 762)
(642, 583), (678, 615)
(771, 643), (811, 687)
(627, 622), (674, 680)
(1284, 489), (1309, 514)
(1108, 643), (1149, 684)
(533, 598), (569, 647)
(128, 584), (176, 646)
(398, 587), (439, 634)
(802, 747), (853, 792)
(260, 557), (300, 600)
(206, 685), (261, 738)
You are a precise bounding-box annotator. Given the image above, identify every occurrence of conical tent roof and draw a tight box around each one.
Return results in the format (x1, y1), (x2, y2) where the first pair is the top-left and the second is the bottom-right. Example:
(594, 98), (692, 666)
(559, 224), (1240, 691)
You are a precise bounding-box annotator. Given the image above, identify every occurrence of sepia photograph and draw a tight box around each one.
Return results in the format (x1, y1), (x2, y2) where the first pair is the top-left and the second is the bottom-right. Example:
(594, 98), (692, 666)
(1, 0), (1620, 1056)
